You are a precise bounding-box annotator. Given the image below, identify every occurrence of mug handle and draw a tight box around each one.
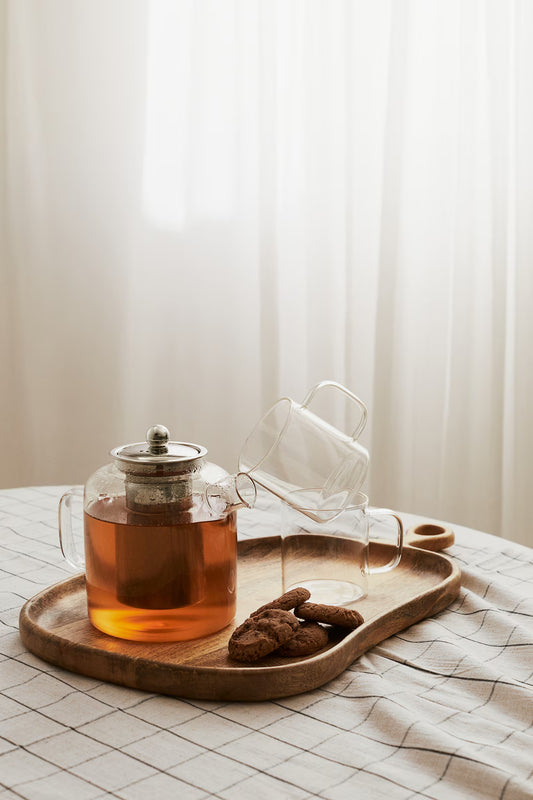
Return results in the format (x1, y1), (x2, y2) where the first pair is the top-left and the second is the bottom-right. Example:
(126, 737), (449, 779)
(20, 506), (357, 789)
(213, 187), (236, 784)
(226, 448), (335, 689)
(58, 487), (85, 570)
(301, 381), (368, 440)
(365, 508), (404, 574)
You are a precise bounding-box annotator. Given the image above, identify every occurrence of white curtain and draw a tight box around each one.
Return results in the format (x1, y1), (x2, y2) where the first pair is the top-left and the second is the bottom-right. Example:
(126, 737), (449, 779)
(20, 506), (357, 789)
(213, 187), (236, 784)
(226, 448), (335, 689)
(2, 0), (532, 546)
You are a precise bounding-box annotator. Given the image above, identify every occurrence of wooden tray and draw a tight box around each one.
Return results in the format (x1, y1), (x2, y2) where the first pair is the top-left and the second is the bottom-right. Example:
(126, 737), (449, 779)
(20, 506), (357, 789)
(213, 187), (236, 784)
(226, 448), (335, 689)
(19, 532), (461, 702)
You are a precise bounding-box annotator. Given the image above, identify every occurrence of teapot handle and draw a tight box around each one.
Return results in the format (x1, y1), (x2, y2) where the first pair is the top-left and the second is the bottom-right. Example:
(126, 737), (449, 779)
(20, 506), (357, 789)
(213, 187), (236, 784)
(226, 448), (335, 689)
(301, 381), (368, 440)
(58, 487), (85, 571)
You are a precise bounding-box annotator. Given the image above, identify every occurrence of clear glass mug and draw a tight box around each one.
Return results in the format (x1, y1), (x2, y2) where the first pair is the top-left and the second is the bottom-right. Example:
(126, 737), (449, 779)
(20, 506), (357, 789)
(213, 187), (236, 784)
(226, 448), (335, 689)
(239, 381), (370, 521)
(281, 491), (404, 605)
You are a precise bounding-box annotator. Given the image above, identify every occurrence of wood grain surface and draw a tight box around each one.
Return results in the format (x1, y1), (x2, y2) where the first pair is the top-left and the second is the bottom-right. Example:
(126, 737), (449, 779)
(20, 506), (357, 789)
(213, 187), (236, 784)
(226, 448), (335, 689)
(19, 537), (461, 701)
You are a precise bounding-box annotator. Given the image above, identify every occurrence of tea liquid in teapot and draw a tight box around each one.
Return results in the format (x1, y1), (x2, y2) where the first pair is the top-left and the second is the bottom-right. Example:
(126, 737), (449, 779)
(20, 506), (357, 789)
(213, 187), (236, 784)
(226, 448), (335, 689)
(84, 495), (236, 642)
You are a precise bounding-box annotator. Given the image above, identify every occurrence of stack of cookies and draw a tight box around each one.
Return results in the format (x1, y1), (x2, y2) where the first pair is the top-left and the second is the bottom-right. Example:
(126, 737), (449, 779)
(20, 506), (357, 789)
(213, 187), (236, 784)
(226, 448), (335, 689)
(228, 587), (364, 663)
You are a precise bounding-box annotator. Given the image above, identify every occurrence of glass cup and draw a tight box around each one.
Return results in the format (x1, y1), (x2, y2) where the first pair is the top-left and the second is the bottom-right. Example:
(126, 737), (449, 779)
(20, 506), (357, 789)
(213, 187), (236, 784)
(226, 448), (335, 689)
(281, 491), (403, 605)
(239, 381), (369, 521)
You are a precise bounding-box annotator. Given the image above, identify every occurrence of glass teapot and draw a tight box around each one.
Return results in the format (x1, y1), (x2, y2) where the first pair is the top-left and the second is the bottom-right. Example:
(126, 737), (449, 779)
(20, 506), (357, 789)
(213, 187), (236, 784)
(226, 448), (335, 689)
(59, 425), (256, 643)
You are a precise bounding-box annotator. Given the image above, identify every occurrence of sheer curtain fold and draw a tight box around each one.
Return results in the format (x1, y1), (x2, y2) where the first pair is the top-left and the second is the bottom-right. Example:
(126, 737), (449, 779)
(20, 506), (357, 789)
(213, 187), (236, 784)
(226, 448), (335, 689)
(2, 0), (532, 545)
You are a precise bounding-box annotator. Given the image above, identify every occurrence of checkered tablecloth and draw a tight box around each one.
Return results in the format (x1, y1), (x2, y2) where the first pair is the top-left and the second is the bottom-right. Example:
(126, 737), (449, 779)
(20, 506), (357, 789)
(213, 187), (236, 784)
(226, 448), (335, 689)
(1, 486), (532, 800)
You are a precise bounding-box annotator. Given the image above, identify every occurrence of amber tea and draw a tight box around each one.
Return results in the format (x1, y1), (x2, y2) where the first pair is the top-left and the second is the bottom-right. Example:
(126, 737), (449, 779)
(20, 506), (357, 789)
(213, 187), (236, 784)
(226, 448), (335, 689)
(83, 496), (237, 642)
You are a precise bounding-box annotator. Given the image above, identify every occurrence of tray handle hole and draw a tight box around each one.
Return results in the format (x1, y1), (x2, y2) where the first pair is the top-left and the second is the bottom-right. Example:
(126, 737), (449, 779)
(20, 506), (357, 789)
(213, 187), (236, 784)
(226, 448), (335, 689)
(413, 524), (446, 537)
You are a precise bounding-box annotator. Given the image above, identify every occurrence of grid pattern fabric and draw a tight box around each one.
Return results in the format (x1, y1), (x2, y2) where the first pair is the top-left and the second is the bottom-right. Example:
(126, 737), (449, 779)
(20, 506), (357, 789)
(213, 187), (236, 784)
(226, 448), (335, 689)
(0, 486), (532, 800)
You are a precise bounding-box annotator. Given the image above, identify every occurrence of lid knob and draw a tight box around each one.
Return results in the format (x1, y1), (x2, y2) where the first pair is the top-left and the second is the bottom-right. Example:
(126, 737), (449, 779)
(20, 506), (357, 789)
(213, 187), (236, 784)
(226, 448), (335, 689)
(146, 424), (170, 455)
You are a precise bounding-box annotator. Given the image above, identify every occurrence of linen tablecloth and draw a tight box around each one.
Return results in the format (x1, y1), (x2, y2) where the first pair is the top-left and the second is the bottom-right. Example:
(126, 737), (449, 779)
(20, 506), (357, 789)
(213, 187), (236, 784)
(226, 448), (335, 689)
(0, 486), (532, 799)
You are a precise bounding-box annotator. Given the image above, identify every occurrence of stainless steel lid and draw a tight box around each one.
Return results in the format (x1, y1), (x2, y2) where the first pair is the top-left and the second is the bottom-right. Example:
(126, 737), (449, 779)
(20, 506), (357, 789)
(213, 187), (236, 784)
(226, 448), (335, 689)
(111, 425), (207, 471)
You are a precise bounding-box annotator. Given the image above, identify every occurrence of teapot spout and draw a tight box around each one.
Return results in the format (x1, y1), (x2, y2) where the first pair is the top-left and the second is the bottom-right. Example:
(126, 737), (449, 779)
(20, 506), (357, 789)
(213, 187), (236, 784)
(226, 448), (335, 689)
(206, 472), (257, 515)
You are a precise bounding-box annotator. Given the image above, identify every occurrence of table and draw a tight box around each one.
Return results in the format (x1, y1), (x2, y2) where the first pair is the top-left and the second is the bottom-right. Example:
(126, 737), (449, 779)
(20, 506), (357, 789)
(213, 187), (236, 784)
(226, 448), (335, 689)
(1, 486), (532, 800)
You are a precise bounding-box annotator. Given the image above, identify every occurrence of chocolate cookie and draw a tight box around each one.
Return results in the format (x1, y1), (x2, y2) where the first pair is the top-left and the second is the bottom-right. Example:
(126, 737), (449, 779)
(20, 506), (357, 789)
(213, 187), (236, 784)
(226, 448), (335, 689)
(295, 602), (364, 629)
(250, 587), (311, 617)
(277, 621), (329, 657)
(228, 609), (300, 663)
